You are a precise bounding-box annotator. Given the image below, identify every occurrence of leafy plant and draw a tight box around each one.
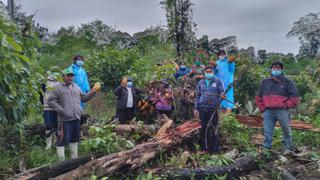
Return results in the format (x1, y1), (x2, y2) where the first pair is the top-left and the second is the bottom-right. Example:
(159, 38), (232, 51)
(81, 125), (135, 154)
(0, 14), (43, 125)
(220, 114), (252, 149)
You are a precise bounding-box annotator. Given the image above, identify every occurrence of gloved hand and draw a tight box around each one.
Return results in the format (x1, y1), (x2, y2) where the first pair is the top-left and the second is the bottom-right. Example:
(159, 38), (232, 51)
(228, 56), (236, 63)
(209, 60), (217, 67)
(92, 82), (101, 92)
(121, 77), (127, 87)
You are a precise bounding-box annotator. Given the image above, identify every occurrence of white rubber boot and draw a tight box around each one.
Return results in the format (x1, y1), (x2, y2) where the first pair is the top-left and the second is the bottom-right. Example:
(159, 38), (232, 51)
(56, 146), (65, 161)
(69, 142), (78, 159)
(45, 131), (52, 150)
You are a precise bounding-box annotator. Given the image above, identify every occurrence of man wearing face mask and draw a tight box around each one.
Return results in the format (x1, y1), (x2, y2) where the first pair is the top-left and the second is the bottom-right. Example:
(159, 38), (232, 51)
(70, 55), (90, 109)
(255, 61), (299, 153)
(114, 77), (141, 124)
(215, 50), (236, 113)
(194, 66), (225, 153)
(174, 62), (191, 79)
(190, 57), (205, 88)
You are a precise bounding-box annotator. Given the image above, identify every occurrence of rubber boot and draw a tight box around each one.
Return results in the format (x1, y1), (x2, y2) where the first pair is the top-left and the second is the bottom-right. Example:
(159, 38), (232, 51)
(45, 130), (52, 150)
(69, 142), (78, 159)
(56, 146), (65, 161)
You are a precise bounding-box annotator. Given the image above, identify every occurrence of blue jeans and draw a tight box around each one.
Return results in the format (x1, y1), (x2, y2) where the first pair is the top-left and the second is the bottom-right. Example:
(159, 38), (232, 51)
(263, 109), (292, 149)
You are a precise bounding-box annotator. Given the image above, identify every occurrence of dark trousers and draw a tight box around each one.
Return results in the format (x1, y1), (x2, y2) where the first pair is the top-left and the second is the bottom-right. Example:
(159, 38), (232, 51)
(199, 109), (220, 153)
(43, 110), (58, 137)
(56, 120), (80, 146)
(116, 108), (135, 124)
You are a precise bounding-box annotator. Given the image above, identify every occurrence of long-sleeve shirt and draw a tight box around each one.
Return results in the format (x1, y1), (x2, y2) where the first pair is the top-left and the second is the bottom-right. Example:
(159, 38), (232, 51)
(255, 75), (299, 113)
(48, 82), (94, 122)
(195, 78), (225, 110)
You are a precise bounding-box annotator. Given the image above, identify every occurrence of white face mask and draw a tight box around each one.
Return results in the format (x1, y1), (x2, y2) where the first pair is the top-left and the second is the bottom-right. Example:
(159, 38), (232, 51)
(218, 55), (226, 60)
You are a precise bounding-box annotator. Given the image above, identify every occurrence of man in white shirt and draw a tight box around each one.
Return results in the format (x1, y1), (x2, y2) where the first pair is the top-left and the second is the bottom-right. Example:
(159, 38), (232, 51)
(114, 77), (141, 124)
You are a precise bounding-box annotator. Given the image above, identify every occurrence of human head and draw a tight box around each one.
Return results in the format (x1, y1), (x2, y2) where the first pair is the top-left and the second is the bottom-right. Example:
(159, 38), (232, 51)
(194, 57), (202, 66)
(270, 61), (283, 76)
(217, 50), (226, 60)
(180, 62), (187, 70)
(127, 77), (133, 87)
(63, 67), (74, 84)
(73, 55), (84, 66)
(204, 66), (214, 79)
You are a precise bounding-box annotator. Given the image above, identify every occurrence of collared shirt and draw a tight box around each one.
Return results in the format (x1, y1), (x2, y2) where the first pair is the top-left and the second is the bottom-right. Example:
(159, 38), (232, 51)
(126, 87), (133, 108)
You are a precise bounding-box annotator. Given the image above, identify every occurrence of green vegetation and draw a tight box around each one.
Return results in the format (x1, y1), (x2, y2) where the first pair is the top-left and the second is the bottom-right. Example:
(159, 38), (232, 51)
(0, 1), (320, 179)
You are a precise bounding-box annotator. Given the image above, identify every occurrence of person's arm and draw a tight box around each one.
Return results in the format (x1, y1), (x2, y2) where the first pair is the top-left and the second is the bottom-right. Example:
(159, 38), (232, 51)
(255, 80), (265, 113)
(194, 82), (201, 110)
(39, 83), (46, 104)
(114, 86), (123, 96)
(81, 90), (95, 102)
(48, 86), (64, 113)
(228, 62), (236, 73)
(285, 79), (299, 108)
(83, 71), (90, 93)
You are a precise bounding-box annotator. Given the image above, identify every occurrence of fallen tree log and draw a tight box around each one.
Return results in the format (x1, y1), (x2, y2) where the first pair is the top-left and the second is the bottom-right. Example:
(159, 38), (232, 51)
(10, 153), (102, 180)
(164, 156), (258, 180)
(52, 117), (201, 180)
(236, 115), (320, 133)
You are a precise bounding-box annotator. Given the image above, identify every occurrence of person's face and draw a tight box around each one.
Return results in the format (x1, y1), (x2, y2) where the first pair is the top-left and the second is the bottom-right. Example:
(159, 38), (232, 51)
(205, 68), (213, 74)
(64, 74), (74, 84)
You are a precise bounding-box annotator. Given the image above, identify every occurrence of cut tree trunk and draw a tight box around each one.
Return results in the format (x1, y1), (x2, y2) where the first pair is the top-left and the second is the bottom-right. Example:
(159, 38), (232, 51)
(236, 115), (320, 133)
(51, 117), (201, 180)
(164, 156), (258, 180)
(10, 153), (101, 180)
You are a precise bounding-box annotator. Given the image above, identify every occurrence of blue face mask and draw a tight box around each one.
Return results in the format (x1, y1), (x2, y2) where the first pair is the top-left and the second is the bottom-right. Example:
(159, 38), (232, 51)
(205, 73), (214, 79)
(180, 65), (186, 70)
(75, 60), (84, 66)
(127, 82), (133, 87)
(271, 70), (282, 77)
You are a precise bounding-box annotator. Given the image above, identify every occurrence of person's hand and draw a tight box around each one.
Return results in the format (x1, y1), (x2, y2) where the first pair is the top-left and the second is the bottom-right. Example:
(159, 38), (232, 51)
(193, 110), (199, 117)
(220, 94), (226, 99)
(92, 82), (101, 92)
(209, 60), (217, 67)
(228, 56), (236, 63)
(197, 75), (204, 79)
(121, 77), (127, 87)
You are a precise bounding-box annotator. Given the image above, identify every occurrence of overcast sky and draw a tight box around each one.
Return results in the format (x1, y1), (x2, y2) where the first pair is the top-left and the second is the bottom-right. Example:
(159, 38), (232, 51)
(2, 0), (320, 54)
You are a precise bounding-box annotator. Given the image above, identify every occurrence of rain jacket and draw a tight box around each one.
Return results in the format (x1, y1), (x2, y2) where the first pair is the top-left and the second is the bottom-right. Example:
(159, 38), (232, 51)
(215, 58), (235, 109)
(71, 64), (90, 109)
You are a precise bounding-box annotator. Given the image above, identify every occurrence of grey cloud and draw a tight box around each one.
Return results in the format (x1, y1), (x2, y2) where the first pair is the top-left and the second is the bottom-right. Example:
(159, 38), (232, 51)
(2, 0), (320, 54)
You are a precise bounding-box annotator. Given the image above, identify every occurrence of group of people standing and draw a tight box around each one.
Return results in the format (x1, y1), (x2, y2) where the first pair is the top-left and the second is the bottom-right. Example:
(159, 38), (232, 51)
(42, 49), (300, 160)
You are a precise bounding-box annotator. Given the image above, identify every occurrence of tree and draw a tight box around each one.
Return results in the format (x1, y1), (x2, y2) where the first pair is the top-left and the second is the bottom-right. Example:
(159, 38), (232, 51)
(287, 13), (320, 57)
(161, 0), (196, 57)
(0, 8), (42, 125)
(208, 36), (237, 55)
(78, 20), (114, 46)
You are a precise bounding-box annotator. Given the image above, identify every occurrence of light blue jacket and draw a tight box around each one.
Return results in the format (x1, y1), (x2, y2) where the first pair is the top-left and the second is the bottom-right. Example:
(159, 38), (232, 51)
(71, 64), (90, 109)
(215, 58), (235, 109)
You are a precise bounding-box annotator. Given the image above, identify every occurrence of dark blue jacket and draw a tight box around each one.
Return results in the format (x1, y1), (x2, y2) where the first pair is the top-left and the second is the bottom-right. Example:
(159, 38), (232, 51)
(195, 78), (225, 110)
